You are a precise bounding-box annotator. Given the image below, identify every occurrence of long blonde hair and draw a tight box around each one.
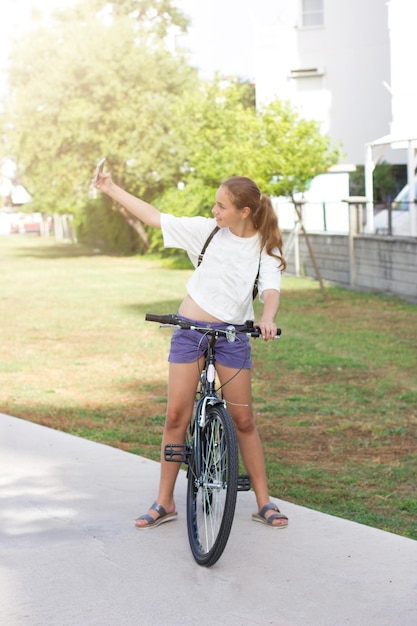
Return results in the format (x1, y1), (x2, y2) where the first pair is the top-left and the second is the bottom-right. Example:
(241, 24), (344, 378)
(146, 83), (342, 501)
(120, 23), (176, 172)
(221, 176), (287, 271)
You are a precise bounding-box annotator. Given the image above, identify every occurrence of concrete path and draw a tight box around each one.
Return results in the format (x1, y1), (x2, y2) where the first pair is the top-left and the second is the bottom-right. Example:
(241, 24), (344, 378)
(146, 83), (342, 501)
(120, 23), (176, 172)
(1, 412), (416, 626)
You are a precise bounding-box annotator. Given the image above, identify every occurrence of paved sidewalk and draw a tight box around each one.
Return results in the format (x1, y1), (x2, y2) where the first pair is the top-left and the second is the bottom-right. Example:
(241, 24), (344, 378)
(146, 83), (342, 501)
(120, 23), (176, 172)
(1, 412), (416, 626)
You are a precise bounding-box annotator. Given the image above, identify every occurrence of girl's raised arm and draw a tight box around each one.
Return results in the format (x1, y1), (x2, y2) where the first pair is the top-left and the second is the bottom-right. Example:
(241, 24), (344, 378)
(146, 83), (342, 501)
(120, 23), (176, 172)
(94, 170), (161, 229)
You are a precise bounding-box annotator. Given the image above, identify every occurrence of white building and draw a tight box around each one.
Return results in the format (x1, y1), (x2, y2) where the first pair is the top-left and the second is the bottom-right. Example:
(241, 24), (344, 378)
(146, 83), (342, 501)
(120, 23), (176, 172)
(252, 0), (417, 235)
(253, 0), (415, 165)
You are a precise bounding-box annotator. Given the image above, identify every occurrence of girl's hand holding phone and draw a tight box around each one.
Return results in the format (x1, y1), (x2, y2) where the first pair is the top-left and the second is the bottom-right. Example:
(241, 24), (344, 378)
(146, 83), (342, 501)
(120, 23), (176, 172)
(93, 157), (106, 186)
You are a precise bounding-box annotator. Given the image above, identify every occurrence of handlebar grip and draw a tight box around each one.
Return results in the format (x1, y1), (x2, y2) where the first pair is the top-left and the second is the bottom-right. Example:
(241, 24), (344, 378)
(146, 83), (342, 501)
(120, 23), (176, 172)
(251, 326), (281, 338)
(145, 313), (178, 324)
(244, 320), (281, 337)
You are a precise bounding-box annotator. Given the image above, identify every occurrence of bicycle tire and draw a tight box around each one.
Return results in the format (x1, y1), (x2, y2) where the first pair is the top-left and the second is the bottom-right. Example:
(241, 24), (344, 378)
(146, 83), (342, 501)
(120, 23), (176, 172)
(186, 403), (238, 567)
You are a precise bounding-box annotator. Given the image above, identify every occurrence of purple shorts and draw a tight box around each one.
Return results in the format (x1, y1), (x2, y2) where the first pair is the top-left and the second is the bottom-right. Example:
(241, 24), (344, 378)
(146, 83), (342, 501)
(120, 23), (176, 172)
(168, 316), (252, 369)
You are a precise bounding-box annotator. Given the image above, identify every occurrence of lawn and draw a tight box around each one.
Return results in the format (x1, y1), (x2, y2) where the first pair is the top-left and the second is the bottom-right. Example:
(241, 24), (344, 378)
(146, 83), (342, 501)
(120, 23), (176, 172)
(1, 235), (416, 539)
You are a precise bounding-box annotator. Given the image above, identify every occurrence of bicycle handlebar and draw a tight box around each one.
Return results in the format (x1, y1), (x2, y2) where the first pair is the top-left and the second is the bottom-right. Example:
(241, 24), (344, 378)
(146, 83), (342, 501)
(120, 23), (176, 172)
(145, 313), (281, 339)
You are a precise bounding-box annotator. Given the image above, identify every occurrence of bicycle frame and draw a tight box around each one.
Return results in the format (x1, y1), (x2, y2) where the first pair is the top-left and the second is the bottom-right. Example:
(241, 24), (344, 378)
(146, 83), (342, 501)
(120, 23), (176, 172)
(192, 332), (226, 479)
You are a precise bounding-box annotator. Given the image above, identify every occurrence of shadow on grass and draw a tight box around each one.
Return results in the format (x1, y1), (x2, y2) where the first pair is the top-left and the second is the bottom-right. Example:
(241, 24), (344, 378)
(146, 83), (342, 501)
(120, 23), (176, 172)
(122, 300), (184, 319)
(12, 240), (108, 259)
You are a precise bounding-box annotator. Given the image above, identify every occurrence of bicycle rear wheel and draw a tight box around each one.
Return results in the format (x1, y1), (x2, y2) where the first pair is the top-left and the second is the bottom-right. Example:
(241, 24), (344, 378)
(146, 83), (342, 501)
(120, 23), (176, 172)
(186, 404), (238, 567)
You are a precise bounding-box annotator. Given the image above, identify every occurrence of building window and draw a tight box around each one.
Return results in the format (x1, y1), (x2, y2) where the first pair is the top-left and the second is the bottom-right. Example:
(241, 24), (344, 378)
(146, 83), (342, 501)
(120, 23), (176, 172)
(302, 0), (324, 27)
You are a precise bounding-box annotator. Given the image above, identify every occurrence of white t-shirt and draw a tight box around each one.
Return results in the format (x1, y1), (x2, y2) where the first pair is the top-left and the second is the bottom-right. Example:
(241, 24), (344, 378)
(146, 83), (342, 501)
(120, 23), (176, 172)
(160, 214), (281, 324)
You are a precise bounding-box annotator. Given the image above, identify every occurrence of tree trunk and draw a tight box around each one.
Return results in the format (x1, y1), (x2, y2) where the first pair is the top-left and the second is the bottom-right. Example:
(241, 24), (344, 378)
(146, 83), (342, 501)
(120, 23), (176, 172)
(118, 206), (150, 251)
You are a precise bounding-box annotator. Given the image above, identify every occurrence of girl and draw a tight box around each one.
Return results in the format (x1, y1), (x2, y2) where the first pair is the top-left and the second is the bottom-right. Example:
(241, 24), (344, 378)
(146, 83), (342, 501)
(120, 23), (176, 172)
(94, 171), (288, 529)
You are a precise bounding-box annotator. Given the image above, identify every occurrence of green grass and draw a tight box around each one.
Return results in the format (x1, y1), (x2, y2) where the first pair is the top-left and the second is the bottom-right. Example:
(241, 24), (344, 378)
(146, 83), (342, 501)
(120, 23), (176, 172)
(1, 235), (416, 539)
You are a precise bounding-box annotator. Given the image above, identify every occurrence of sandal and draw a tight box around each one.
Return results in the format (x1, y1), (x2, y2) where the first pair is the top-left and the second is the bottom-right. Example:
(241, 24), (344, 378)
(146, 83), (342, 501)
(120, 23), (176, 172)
(252, 503), (288, 528)
(134, 501), (177, 529)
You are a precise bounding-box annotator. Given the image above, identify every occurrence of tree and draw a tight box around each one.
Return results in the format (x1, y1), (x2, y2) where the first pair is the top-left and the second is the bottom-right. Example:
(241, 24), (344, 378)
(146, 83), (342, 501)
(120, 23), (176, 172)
(252, 100), (340, 197)
(145, 82), (339, 255)
(2, 0), (196, 250)
(171, 81), (338, 192)
(2, 2), (339, 256)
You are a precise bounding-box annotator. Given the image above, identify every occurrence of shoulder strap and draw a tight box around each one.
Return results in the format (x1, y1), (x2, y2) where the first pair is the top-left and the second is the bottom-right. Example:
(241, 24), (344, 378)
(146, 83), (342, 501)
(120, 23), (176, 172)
(252, 257), (260, 300)
(197, 226), (219, 266)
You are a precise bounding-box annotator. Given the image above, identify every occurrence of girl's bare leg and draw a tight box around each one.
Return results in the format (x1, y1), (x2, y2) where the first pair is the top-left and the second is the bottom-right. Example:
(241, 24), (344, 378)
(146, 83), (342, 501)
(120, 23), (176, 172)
(135, 360), (202, 527)
(216, 364), (287, 527)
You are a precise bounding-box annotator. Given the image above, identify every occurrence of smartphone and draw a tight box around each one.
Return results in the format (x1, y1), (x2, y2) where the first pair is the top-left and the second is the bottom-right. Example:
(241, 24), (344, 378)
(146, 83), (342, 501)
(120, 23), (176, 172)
(93, 157), (106, 185)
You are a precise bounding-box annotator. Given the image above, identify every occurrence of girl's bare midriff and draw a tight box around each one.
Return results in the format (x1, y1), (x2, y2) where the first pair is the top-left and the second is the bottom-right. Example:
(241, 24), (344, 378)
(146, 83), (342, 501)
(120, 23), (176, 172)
(178, 294), (222, 322)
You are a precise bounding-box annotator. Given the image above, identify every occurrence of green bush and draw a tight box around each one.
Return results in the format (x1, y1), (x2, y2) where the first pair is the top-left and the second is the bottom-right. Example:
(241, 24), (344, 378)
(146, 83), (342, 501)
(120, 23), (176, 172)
(77, 197), (141, 254)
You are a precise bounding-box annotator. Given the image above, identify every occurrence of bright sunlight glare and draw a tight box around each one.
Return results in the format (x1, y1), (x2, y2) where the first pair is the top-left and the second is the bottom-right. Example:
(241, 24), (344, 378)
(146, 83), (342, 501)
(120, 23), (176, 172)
(0, 0), (74, 95)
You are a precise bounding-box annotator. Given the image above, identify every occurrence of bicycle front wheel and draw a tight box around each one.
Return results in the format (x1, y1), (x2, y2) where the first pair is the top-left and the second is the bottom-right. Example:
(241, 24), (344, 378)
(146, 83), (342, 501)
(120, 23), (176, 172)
(187, 404), (238, 567)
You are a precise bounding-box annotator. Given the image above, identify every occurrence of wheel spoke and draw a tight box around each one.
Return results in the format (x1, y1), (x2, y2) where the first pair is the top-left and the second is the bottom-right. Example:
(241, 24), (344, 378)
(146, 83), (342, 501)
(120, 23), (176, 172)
(187, 405), (238, 566)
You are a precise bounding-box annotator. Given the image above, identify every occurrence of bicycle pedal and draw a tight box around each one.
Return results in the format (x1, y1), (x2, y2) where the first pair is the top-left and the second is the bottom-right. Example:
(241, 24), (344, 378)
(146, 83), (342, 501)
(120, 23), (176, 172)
(164, 443), (191, 463)
(237, 474), (251, 491)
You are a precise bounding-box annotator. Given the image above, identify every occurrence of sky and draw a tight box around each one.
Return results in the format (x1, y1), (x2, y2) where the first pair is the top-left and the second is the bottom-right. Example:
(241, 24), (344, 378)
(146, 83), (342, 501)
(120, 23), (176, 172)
(0, 0), (73, 94)
(175, 0), (282, 80)
(0, 0), (259, 84)
(175, 0), (256, 79)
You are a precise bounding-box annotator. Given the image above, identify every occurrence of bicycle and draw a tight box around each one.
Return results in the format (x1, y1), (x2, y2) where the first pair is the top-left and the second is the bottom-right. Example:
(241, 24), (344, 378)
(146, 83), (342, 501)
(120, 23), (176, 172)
(145, 313), (281, 567)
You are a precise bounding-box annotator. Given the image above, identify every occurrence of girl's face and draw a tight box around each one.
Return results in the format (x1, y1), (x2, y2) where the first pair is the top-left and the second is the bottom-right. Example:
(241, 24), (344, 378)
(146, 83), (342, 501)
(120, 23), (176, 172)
(212, 186), (242, 228)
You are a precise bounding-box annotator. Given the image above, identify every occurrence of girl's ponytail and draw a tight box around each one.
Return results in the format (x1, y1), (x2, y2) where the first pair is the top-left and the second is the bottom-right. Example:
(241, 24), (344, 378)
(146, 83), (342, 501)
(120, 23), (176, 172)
(222, 176), (286, 271)
(257, 194), (286, 270)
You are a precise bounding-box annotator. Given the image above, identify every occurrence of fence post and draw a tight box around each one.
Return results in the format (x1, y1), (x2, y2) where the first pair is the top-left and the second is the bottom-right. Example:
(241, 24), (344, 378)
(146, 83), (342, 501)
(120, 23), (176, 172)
(344, 196), (367, 287)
